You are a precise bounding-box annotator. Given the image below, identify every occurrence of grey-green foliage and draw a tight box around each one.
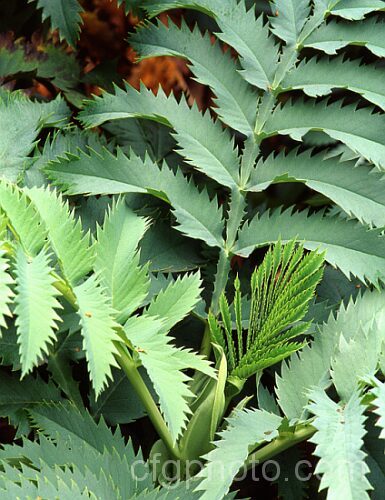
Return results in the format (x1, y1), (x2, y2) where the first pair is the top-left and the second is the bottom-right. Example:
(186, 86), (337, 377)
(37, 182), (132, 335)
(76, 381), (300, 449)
(2, 1), (385, 499)
(197, 287), (385, 500)
(0, 184), (214, 443)
(41, 0), (385, 288)
(0, 402), (202, 499)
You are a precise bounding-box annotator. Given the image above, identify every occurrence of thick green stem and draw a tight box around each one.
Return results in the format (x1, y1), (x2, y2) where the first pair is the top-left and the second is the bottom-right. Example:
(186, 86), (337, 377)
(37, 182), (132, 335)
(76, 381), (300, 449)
(115, 342), (180, 460)
(53, 276), (77, 309)
(245, 424), (316, 470)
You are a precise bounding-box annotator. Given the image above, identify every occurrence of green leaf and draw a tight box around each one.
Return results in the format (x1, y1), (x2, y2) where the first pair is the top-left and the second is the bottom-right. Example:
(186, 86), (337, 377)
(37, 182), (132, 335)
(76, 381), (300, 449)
(308, 389), (371, 500)
(0, 325), (21, 370)
(0, 402), (155, 498)
(372, 380), (385, 441)
(274, 447), (309, 500)
(95, 198), (150, 323)
(276, 289), (385, 420)
(14, 247), (61, 376)
(46, 148), (225, 249)
(27, 187), (93, 286)
(264, 98), (385, 169)
(331, 325), (381, 401)
(130, 20), (257, 136)
(247, 148), (385, 227)
(28, 0), (84, 46)
(269, 0), (311, 45)
(103, 118), (176, 164)
(215, 8), (279, 90)
(28, 402), (131, 456)
(146, 273), (202, 333)
(80, 84), (240, 189)
(26, 128), (105, 188)
(0, 181), (46, 255)
(74, 275), (120, 396)
(144, 0), (220, 16)
(0, 40), (81, 92)
(330, 0), (385, 20)
(0, 90), (70, 181)
(234, 208), (385, 285)
(140, 222), (202, 272)
(304, 18), (385, 57)
(90, 367), (155, 425)
(282, 56), (385, 111)
(0, 249), (13, 328)
(144, 0), (279, 90)
(0, 372), (64, 426)
(195, 408), (282, 499)
(215, 241), (323, 381)
(124, 313), (215, 442)
(365, 416), (385, 499)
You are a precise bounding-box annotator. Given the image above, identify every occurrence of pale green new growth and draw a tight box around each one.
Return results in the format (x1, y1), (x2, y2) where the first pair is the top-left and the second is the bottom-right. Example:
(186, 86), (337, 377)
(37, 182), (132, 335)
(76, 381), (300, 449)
(14, 247), (61, 376)
(124, 273), (216, 442)
(27, 187), (93, 286)
(95, 198), (150, 323)
(210, 241), (323, 381)
(75, 276), (120, 397)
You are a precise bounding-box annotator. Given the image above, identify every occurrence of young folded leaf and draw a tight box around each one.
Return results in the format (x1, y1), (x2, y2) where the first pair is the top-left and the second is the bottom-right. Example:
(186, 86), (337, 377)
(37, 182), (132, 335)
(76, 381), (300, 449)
(209, 240), (324, 384)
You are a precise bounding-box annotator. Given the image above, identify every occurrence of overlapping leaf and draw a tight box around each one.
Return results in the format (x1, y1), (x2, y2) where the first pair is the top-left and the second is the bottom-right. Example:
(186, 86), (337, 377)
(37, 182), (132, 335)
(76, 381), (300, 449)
(276, 289), (385, 420)
(27, 187), (92, 286)
(124, 274), (215, 441)
(0, 249), (13, 328)
(74, 276), (120, 396)
(234, 207), (385, 284)
(304, 18), (385, 57)
(264, 98), (385, 169)
(79, 84), (240, 189)
(247, 149), (385, 227)
(28, 0), (84, 46)
(46, 147), (225, 248)
(0, 90), (69, 181)
(282, 57), (385, 111)
(14, 247), (61, 376)
(269, 0), (311, 44)
(196, 408), (282, 499)
(95, 198), (150, 323)
(130, 20), (256, 136)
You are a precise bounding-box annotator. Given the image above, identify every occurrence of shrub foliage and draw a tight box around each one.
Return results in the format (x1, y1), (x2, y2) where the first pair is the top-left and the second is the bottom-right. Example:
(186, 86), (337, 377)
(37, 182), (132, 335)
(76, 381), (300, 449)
(1, 1), (385, 498)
